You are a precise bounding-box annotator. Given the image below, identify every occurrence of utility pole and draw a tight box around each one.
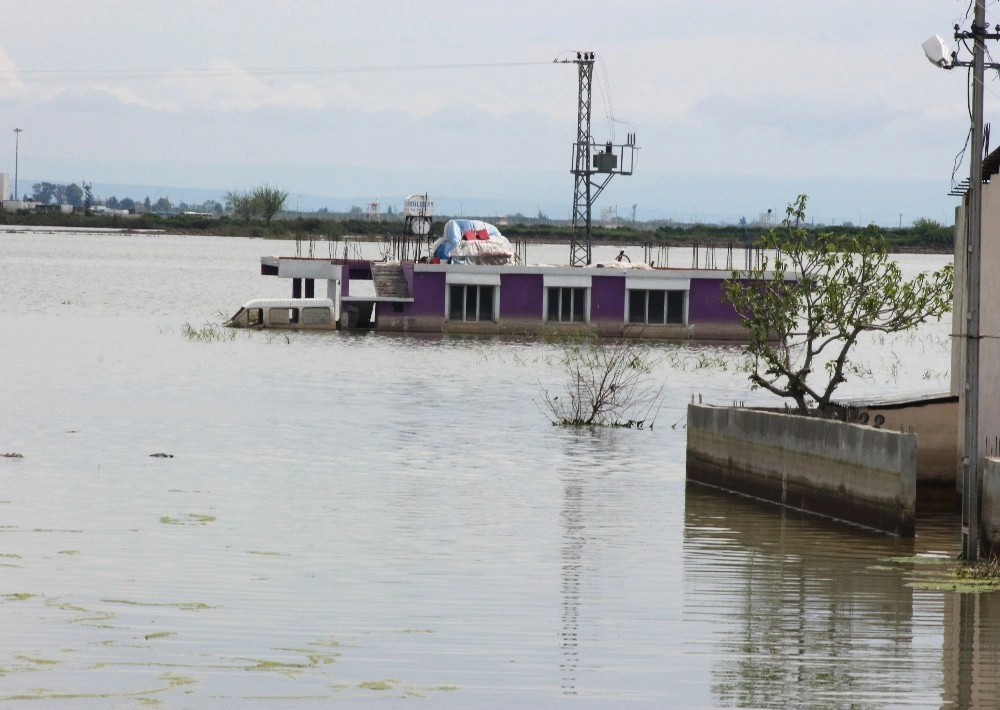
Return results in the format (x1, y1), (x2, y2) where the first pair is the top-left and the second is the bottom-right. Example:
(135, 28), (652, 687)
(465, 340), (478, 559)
(13, 128), (21, 201)
(923, 4), (1000, 559)
(961, 2), (986, 561)
(558, 52), (637, 266)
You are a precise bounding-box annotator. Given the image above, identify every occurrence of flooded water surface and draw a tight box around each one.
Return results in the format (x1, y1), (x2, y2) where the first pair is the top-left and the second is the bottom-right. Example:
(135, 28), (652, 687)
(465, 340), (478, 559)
(0, 230), (993, 708)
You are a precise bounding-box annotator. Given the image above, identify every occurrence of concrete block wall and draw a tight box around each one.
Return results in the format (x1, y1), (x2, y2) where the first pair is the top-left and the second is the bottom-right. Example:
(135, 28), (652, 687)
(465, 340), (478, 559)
(686, 404), (918, 536)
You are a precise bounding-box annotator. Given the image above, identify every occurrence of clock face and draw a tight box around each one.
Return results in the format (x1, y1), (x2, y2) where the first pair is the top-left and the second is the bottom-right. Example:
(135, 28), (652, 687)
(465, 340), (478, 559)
(411, 217), (431, 235)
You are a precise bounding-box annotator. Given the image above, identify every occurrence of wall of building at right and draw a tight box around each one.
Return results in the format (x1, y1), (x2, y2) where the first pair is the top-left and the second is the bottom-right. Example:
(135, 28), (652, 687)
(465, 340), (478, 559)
(953, 182), (1000, 493)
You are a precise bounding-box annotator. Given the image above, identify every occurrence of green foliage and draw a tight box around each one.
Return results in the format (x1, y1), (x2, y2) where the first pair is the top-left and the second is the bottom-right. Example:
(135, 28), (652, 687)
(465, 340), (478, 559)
(31, 181), (60, 204)
(225, 184), (288, 224)
(64, 183), (83, 208)
(723, 195), (954, 414)
(225, 189), (257, 224)
(539, 338), (664, 427)
(252, 184), (289, 224)
(152, 196), (173, 213)
(905, 217), (952, 248)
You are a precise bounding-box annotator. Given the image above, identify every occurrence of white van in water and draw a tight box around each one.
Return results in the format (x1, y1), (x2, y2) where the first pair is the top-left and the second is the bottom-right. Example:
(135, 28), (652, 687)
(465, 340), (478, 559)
(225, 298), (337, 330)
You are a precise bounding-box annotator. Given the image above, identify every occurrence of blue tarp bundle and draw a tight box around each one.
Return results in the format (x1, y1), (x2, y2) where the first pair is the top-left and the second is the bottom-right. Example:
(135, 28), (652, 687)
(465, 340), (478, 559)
(433, 219), (504, 260)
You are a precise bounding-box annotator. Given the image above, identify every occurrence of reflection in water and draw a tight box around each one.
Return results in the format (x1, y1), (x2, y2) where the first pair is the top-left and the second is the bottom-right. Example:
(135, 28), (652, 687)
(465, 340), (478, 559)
(684, 483), (943, 708)
(943, 593), (1000, 708)
(556, 428), (637, 698)
(685, 480), (1000, 707)
(560, 476), (583, 694)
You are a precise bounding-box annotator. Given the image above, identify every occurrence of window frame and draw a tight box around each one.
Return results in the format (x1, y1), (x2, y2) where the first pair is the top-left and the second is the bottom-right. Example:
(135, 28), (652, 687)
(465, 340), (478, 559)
(447, 283), (498, 323)
(542, 274), (592, 324)
(626, 288), (687, 325)
(545, 286), (590, 323)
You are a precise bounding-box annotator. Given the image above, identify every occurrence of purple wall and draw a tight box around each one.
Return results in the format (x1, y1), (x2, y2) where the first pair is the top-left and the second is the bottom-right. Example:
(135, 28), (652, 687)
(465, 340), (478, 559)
(499, 274), (543, 319)
(408, 271), (447, 316)
(591, 276), (626, 325)
(688, 279), (742, 323)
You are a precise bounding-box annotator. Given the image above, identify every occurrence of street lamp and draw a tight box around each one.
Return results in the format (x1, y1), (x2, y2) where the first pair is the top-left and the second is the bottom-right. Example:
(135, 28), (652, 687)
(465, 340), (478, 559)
(12, 128), (21, 201)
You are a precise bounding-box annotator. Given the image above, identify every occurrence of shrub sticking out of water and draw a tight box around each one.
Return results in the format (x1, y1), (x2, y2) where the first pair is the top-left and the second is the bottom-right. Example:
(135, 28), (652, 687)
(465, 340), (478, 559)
(181, 322), (236, 342)
(956, 557), (1000, 582)
(539, 338), (665, 428)
(181, 320), (290, 343)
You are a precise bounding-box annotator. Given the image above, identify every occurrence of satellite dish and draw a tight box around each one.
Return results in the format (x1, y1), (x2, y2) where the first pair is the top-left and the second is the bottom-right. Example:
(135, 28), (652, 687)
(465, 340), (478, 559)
(411, 217), (430, 235)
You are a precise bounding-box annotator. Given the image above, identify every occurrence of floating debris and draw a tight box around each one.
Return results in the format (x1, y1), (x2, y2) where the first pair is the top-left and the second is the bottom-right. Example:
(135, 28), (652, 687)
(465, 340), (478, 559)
(149, 453), (174, 458)
(2, 452), (23, 459)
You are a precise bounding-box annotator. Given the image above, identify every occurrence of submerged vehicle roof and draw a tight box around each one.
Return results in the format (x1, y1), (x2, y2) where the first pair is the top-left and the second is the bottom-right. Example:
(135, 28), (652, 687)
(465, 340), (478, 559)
(237, 298), (334, 309)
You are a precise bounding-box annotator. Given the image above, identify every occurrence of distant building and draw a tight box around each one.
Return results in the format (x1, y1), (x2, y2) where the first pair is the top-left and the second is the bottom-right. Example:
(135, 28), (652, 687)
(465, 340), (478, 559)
(2, 200), (42, 212)
(35, 203), (73, 214)
(0, 173), (8, 201)
(91, 205), (134, 217)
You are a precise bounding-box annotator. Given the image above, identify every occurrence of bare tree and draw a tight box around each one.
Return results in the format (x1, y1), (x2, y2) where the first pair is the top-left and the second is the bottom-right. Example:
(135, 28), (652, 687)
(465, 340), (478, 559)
(539, 338), (664, 427)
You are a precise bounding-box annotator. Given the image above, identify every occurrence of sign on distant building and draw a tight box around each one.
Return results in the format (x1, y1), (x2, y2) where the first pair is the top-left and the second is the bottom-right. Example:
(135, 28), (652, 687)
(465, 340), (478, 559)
(404, 194), (433, 217)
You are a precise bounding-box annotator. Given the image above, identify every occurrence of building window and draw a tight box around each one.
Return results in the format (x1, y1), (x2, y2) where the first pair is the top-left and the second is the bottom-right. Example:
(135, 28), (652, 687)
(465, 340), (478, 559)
(449, 284), (496, 322)
(547, 286), (587, 323)
(628, 289), (685, 324)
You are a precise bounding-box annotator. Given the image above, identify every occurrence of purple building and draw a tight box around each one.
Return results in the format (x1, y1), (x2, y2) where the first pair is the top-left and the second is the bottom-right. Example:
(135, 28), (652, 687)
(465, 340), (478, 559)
(258, 256), (753, 339)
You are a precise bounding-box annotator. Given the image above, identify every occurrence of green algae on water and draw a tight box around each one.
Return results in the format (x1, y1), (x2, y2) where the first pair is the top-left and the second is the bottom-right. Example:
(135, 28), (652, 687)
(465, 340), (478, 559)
(102, 599), (213, 611)
(359, 680), (397, 691)
(4, 593), (35, 601)
(144, 631), (175, 640)
(159, 513), (216, 525)
(885, 554), (1000, 592)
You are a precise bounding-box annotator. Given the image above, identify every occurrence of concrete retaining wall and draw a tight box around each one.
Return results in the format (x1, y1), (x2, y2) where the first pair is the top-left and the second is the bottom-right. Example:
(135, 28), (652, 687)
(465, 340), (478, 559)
(686, 404), (917, 536)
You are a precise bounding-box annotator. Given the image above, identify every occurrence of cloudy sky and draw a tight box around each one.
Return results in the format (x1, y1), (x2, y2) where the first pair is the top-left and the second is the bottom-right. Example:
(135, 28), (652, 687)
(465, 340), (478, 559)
(0, 1), (989, 225)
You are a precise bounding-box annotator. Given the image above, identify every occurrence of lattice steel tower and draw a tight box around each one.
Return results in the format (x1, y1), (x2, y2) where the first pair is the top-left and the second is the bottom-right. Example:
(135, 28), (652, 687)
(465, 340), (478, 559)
(561, 51), (637, 266)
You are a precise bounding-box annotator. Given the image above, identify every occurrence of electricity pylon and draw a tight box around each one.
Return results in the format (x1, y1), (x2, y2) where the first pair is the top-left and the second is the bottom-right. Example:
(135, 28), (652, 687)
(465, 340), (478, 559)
(560, 51), (638, 266)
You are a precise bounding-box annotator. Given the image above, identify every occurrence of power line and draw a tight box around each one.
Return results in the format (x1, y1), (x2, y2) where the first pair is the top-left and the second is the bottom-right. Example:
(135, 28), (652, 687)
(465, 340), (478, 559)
(7, 60), (554, 84)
